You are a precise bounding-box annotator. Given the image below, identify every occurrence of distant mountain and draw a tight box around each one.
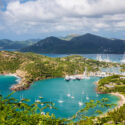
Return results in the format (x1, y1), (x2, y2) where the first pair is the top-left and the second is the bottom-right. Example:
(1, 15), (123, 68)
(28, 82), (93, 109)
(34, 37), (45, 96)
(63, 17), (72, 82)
(20, 33), (125, 54)
(21, 36), (70, 53)
(0, 39), (40, 50)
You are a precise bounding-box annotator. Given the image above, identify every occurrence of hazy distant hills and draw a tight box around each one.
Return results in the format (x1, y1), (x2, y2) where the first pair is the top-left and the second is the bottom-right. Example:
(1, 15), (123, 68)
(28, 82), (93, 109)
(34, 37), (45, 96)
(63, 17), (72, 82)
(0, 39), (40, 50)
(1, 34), (125, 54)
(21, 33), (125, 54)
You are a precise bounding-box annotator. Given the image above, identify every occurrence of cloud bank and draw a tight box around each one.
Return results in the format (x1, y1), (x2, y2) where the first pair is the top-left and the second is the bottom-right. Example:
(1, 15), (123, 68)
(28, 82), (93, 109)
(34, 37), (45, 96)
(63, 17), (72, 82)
(0, 0), (125, 39)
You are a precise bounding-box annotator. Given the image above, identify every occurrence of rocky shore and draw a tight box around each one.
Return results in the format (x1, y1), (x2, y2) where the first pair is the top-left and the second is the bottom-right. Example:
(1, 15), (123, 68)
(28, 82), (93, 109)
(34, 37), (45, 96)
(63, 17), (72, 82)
(0, 70), (31, 91)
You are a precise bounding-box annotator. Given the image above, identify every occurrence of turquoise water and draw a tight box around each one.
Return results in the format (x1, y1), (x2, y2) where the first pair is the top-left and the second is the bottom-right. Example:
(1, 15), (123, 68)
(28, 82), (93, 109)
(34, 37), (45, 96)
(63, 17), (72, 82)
(0, 75), (17, 95)
(0, 75), (119, 118)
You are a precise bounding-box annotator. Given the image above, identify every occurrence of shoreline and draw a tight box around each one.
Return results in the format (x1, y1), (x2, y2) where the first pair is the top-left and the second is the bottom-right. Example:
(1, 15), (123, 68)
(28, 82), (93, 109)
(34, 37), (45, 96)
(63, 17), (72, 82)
(1, 73), (125, 119)
(95, 79), (125, 118)
(0, 72), (57, 91)
(0, 73), (25, 91)
(0, 73), (21, 82)
(98, 92), (125, 118)
(0, 69), (121, 91)
(110, 92), (125, 108)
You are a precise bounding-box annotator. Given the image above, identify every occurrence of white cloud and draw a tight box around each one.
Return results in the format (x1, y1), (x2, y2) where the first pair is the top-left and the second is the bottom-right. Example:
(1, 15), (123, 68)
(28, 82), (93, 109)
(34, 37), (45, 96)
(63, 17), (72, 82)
(0, 0), (125, 36)
(116, 21), (125, 27)
(95, 23), (110, 28)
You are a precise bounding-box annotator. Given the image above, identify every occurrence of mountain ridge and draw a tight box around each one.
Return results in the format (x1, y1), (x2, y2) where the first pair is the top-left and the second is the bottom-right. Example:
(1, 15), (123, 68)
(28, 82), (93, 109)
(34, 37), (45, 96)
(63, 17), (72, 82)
(20, 33), (125, 54)
(0, 39), (39, 50)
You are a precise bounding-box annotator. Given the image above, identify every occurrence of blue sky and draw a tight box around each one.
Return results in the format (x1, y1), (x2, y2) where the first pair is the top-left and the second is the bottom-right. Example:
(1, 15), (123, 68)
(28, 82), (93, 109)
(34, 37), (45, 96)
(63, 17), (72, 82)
(0, 0), (125, 40)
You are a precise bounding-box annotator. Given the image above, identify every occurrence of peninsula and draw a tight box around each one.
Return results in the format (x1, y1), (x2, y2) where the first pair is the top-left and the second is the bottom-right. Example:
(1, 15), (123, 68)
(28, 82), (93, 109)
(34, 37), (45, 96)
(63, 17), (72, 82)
(0, 51), (119, 91)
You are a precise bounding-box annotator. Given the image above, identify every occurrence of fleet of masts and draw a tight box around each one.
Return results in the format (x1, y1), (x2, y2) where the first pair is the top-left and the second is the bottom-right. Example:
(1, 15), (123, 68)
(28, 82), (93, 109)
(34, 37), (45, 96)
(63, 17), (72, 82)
(58, 90), (91, 107)
(96, 54), (111, 62)
(65, 70), (111, 81)
(65, 54), (125, 81)
(65, 69), (124, 81)
(96, 54), (125, 64)
(65, 68), (90, 81)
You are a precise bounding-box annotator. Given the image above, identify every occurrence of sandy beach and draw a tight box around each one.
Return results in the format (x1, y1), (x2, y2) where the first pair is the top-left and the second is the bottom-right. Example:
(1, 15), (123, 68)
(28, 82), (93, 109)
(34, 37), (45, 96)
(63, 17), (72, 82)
(110, 92), (125, 108)
(98, 92), (125, 118)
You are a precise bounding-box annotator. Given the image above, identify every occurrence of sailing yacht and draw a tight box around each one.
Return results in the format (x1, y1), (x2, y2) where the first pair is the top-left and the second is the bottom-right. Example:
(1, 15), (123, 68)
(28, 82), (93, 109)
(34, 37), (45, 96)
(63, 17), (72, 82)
(78, 101), (83, 106)
(96, 54), (103, 62)
(65, 75), (71, 81)
(83, 68), (90, 79)
(35, 99), (41, 103)
(58, 100), (64, 103)
(86, 95), (89, 100)
(67, 93), (71, 97)
(104, 55), (111, 62)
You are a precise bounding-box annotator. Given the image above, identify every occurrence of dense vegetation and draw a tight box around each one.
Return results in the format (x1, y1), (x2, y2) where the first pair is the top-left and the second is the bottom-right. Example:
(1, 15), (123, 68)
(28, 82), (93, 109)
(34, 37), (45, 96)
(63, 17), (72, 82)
(121, 65), (125, 72)
(0, 51), (125, 124)
(95, 75), (125, 124)
(0, 93), (115, 125)
(21, 33), (125, 54)
(0, 51), (118, 90)
(1, 91), (124, 125)
(0, 39), (38, 50)
(0, 92), (65, 125)
(97, 104), (125, 125)
(97, 75), (125, 93)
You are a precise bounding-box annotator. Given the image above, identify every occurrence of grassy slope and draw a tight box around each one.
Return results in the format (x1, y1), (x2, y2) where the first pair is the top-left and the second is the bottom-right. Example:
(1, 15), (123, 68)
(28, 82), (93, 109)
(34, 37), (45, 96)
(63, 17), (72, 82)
(97, 75), (125, 93)
(95, 75), (125, 124)
(0, 51), (119, 90)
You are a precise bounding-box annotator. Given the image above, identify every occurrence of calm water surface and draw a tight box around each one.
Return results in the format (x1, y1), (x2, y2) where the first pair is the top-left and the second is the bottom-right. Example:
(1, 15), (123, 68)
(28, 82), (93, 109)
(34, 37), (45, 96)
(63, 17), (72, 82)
(0, 52), (123, 118)
(0, 75), (119, 118)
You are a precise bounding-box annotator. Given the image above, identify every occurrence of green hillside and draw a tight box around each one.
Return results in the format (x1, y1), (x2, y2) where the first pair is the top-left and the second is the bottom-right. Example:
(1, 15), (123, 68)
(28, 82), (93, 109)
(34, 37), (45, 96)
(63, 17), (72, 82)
(0, 51), (125, 124)
(0, 51), (119, 91)
(0, 39), (39, 50)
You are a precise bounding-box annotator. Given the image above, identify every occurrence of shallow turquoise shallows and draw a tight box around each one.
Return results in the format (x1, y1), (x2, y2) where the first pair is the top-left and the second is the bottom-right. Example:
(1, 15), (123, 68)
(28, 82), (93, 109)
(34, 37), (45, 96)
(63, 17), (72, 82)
(0, 75), (119, 118)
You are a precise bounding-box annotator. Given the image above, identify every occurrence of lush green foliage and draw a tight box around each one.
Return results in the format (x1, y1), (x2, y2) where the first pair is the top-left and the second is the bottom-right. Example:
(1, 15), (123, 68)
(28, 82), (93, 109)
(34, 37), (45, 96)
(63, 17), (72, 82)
(0, 39), (38, 49)
(0, 93), (115, 125)
(98, 75), (125, 93)
(70, 99), (115, 125)
(121, 64), (125, 72)
(98, 104), (125, 125)
(96, 75), (125, 124)
(0, 51), (118, 90)
(0, 51), (124, 124)
(0, 92), (65, 125)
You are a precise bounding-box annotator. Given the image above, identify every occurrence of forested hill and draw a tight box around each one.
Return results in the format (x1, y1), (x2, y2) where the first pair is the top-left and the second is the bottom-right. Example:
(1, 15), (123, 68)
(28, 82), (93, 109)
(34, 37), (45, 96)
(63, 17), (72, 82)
(21, 33), (125, 54)
(0, 39), (39, 50)
(0, 51), (118, 91)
